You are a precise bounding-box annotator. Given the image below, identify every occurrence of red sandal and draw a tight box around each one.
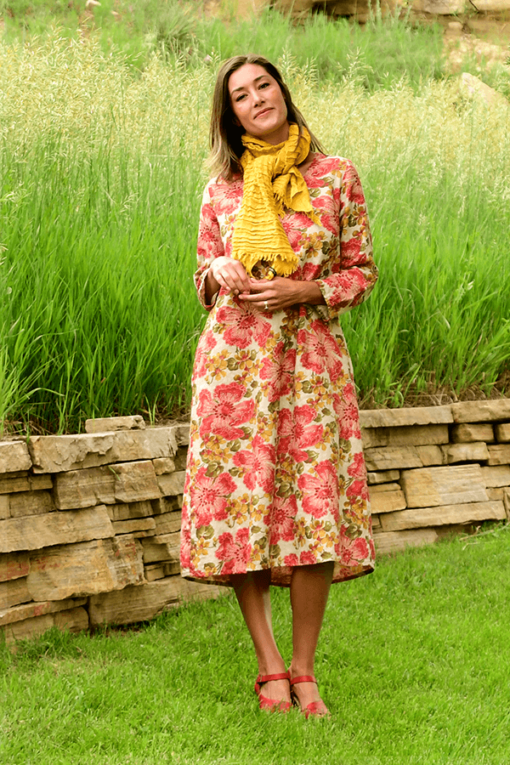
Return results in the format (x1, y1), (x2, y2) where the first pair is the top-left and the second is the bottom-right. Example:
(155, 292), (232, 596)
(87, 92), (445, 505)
(254, 671), (292, 713)
(289, 675), (330, 719)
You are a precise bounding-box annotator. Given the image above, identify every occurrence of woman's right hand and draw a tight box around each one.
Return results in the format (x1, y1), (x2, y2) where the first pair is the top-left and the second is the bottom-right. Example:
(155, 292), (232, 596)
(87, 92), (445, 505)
(207, 256), (251, 298)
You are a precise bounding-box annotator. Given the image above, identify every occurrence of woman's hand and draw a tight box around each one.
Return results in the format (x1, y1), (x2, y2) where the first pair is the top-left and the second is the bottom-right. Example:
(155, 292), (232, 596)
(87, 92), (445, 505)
(205, 256), (251, 304)
(239, 277), (325, 312)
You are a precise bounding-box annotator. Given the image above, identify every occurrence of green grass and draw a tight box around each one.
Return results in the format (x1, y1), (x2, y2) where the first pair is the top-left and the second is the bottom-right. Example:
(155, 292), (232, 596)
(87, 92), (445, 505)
(1, 36), (509, 431)
(1, 526), (510, 764)
(0, 142), (205, 431)
(0, 13), (509, 431)
(0, 0), (447, 92)
(192, 10), (446, 92)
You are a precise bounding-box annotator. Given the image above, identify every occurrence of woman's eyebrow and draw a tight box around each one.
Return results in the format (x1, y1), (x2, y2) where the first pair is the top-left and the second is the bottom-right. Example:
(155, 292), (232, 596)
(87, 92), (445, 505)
(230, 75), (267, 95)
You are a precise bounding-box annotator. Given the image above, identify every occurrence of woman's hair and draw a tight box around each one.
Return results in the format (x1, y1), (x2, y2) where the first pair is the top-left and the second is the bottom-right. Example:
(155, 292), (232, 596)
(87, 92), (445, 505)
(208, 54), (325, 181)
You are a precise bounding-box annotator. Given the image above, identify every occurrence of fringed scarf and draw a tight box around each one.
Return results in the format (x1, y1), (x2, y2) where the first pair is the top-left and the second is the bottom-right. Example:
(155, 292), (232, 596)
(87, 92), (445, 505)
(231, 124), (320, 277)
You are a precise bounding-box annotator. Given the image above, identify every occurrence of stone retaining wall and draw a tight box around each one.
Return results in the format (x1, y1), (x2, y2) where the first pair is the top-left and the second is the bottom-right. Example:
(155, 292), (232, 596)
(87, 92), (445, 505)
(1, 401), (509, 644)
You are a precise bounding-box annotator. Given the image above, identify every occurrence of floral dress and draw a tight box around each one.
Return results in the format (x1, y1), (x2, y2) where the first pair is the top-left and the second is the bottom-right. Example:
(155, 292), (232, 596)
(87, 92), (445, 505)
(180, 154), (378, 587)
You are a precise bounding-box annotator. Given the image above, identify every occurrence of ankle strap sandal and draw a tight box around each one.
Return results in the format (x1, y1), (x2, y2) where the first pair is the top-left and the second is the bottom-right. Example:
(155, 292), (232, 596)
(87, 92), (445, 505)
(289, 675), (330, 719)
(254, 671), (291, 713)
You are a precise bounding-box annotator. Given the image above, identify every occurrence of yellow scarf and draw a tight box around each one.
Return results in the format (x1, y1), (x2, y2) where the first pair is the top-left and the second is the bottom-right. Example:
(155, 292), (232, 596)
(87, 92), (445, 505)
(232, 124), (320, 277)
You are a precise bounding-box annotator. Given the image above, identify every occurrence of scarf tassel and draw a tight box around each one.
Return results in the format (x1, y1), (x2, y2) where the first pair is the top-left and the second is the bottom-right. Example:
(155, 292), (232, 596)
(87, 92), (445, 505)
(235, 249), (298, 278)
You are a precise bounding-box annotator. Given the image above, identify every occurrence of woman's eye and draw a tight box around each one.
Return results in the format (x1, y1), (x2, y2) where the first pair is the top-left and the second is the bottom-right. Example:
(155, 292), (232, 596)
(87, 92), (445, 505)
(235, 94), (246, 102)
(260, 82), (269, 89)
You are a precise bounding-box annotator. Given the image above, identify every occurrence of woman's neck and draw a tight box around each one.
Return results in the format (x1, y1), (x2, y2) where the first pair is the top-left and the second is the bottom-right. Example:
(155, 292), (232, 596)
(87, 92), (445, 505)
(297, 151), (316, 176)
(259, 120), (290, 146)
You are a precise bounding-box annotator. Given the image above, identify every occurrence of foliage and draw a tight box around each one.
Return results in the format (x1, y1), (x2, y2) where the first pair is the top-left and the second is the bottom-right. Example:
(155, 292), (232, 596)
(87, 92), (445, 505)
(0, 37), (508, 430)
(194, 10), (446, 92)
(1, 527), (510, 763)
(0, 0), (448, 92)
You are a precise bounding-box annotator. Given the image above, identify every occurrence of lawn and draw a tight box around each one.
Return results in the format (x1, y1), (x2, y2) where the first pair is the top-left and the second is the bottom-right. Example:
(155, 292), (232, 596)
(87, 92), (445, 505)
(1, 526), (509, 764)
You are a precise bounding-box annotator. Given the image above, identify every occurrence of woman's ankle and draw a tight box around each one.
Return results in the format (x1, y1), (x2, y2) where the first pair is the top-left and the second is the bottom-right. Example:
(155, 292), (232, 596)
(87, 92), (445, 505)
(288, 661), (315, 679)
(257, 657), (287, 677)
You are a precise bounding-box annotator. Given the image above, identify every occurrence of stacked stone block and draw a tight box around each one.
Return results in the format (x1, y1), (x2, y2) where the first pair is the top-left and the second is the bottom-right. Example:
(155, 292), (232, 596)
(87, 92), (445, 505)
(362, 401), (510, 554)
(0, 416), (220, 645)
(1, 401), (509, 645)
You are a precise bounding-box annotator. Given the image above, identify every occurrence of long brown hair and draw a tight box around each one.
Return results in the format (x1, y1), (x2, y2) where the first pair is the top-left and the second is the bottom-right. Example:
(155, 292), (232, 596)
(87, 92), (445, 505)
(208, 54), (325, 181)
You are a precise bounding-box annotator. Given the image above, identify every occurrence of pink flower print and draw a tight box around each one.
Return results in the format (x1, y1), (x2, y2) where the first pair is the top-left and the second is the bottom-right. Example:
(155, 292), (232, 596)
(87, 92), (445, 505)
(215, 527), (252, 575)
(326, 270), (368, 306)
(332, 385), (361, 440)
(180, 528), (191, 570)
(291, 262), (322, 281)
(340, 237), (362, 267)
(281, 215), (306, 251)
(212, 179), (243, 215)
(233, 434), (276, 493)
(197, 203), (223, 261)
(305, 156), (340, 188)
(259, 342), (296, 403)
(347, 451), (367, 479)
(293, 211), (316, 227)
(346, 478), (369, 502)
(190, 466), (237, 527)
(297, 320), (344, 383)
(197, 382), (255, 440)
(193, 330), (217, 379)
(313, 195), (339, 236)
(277, 405), (324, 462)
(344, 166), (366, 205)
(269, 494), (297, 545)
(284, 553), (299, 567)
(298, 460), (339, 519)
(300, 550), (317, 566)
(339, 532), (369, 565)
(301, 262), (321, 280)
(216, 301), (272, 350)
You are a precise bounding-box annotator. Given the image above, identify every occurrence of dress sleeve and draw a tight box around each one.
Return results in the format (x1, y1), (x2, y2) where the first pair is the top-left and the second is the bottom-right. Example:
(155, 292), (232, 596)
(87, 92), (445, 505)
(194, 181), (225, 311)
(315, 161), (378, 320)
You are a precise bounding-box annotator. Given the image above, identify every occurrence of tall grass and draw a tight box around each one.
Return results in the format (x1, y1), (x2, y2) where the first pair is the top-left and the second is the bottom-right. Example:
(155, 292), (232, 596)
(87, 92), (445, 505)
(193, 10), (446, 91)
(0, 36), (509, 431)
(1, 148), (203, 431)
(0, 0), (447, 91)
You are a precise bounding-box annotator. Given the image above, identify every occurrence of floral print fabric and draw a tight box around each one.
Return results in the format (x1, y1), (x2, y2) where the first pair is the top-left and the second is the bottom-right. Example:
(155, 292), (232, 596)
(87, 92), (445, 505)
(180, 155), (378, 587)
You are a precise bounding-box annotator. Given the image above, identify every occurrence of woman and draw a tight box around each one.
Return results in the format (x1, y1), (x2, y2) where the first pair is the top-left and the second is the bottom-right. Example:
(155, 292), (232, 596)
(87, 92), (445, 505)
(180, 54), (378, 718)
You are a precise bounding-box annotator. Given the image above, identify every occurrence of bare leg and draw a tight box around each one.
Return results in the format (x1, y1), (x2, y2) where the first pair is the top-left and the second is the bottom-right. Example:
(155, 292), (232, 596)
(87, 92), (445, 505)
(231, 569), (290, 704)
(289, 561), (334, 711)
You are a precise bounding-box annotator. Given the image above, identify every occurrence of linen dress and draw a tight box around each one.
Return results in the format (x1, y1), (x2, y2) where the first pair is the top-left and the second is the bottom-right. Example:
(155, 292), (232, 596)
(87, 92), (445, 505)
(180, 154), (378, 587)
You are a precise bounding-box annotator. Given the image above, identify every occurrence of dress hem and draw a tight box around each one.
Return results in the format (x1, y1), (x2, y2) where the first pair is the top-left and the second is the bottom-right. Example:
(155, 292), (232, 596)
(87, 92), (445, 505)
(180, 561), (375, 589)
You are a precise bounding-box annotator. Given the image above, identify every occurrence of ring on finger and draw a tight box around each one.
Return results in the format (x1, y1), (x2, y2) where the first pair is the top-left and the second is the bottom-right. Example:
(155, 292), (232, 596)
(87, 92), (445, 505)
(264, 301), (269, 311)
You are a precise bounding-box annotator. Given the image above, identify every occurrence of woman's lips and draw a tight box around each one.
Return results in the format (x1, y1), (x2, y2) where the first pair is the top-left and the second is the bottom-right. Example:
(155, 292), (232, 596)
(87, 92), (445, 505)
(254, 108), (273, 118)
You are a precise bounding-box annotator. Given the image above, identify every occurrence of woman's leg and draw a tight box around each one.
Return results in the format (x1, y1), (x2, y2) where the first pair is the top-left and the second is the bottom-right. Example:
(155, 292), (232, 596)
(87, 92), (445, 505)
(231, 569), (290, 703)
(289, 561), (334, 710)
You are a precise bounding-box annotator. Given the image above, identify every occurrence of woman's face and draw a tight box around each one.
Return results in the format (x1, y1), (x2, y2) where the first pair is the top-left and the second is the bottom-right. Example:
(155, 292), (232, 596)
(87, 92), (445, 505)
(228, 63), (289, 145)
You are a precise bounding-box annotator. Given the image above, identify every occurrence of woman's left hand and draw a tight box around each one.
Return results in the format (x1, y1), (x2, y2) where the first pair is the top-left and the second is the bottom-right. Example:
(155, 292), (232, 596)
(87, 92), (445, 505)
(239, 277), (325, 312)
